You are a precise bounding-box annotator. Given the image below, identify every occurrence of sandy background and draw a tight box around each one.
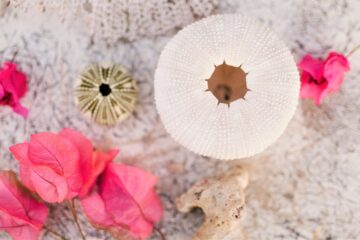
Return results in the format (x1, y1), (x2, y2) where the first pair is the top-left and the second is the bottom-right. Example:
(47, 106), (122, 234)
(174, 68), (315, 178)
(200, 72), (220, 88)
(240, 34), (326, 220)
(1, 0), (360, 239)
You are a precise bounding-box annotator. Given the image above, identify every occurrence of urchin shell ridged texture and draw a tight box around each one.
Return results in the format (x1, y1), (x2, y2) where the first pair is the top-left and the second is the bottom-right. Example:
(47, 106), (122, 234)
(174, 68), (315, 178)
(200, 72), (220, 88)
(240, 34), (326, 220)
(155, 14), (300, 160)
(75, 63), (137, 126)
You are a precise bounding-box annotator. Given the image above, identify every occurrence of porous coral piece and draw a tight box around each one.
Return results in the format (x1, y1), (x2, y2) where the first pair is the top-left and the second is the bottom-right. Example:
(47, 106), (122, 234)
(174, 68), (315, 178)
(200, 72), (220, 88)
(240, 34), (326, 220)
(176, 166), (249, 240)
(11, 0), (218, 44)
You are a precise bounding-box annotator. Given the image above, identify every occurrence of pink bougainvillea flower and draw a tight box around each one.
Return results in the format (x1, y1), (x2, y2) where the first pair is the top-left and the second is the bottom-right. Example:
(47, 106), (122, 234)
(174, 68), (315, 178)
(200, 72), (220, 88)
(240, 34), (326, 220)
(0, 62), (29, 118)
(298, 52), (350, 105)
(0, 170), (48, 240)
(81, 163), (163, 240)
(58, 128), (119, 197)
(9, 128), (119, 203)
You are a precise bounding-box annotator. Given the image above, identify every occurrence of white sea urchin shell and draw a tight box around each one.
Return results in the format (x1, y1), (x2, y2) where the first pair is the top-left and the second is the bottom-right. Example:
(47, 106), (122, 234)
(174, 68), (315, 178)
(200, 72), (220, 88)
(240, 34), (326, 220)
(75, 63), (137, 126)
(155, 14), (300, 160)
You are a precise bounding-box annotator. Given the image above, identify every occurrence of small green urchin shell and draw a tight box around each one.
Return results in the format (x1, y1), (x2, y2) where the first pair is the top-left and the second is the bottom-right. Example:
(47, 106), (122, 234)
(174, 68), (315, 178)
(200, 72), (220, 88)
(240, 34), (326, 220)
(75, 63), (137, 126)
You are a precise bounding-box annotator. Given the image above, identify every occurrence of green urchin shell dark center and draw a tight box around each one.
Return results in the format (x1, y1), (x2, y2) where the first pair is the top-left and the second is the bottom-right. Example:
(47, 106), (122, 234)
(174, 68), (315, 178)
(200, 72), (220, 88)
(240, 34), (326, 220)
(76, 64), (138, 126)
(99, 83), (112, 96)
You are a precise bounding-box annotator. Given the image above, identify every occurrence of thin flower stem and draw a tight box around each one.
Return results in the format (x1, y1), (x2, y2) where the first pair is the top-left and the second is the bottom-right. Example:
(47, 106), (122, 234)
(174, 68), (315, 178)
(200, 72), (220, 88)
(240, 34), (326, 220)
(67, 200), (86, 240)
(346, 44), (360, 58)
(11, 50), (18, 63)
(153, 226), (166, 240)
(44, 225), (67, 240)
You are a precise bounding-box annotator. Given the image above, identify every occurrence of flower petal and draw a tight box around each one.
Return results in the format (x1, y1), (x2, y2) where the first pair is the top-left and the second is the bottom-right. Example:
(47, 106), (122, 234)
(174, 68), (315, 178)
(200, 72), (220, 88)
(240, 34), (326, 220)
(299, 71), (328, 105)
(24, 195), (48, 228)
(0, 171), (29, 218)
(323, 52), (350, 94)
(79, 149), (119, 197)
(28, 132), (83, 198)
(11, 102), (29, 118)
(111, 164), (163, 237)
(18, 164), (36, 192)
(0, 62), (27, 96)
(0, 62), (28, 118)
(298, 54), (324, 81)
(100, 163), (163, 239)
(139, 190), (163, 224)
(109, 164), (158, 204)
(9, 143), (36, 191)
(28, 132), (79, 175)
(81, 192), (113, 227)
(0, 171), (48, 240)
(29, 166), (68, 203)
(0, 211), (42, 240)
(0, 84), (4, 99)
(59, 128), (93, 179)
(9, 143), (32, 165)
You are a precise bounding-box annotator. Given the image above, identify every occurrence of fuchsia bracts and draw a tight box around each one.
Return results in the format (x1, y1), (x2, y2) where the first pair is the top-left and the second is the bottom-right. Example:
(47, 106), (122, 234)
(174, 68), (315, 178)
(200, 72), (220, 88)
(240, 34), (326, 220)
(7, 128), (164, 239)
(0, 62), (29, 118)
(0, 170), (48, 240)
(81, 163), (163, 240)
(298, 52), (350, 105)
(9, 128), (119, 203)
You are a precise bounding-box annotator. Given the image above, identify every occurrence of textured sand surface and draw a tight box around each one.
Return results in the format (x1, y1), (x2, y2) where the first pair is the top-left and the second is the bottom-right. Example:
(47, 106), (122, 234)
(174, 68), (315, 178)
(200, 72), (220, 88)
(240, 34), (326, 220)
(0, 1), (359, 239)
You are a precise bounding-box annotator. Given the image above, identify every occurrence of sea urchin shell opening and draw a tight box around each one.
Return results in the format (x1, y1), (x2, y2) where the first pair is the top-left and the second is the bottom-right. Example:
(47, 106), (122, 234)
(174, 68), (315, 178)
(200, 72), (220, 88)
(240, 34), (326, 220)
(154, 14), (300, 160)
(99, 83), (112, 96)
(207, 61), (248, 106)
(75, 63), (137, 126)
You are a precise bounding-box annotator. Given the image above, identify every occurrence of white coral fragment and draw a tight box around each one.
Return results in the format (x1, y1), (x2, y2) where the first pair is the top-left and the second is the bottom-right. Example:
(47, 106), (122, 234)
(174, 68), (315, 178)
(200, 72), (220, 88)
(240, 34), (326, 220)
(10, 0), (218, 44)
(176, 166), (249, 240)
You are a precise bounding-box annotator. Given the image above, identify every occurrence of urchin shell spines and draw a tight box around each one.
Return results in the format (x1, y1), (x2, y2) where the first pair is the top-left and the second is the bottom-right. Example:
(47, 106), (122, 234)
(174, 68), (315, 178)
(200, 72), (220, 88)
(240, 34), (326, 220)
(154, 14), (300, 160)
(75, 64), (137, 126)
(205, 60), (250, 107)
